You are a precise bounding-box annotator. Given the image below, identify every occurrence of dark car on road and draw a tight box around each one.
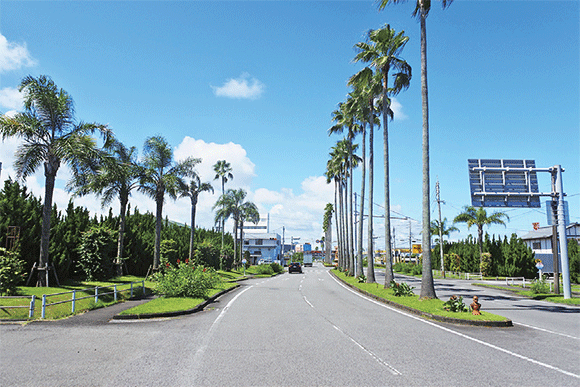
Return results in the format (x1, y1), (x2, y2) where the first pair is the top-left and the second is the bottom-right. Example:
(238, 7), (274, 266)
(288, 262), (302, 274)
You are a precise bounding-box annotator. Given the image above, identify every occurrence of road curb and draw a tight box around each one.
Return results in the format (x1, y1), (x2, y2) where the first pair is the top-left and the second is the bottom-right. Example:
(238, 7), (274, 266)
(330, 271), (513, 328)
(112, 284), (241, 320)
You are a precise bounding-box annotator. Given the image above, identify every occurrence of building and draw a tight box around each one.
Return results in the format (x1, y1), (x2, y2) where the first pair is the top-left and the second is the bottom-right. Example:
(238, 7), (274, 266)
(241, 214), (282, 265)
(520, 222), (580, 273)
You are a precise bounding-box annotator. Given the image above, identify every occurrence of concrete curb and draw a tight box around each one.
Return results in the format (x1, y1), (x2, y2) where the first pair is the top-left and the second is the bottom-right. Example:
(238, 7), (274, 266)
(330, 271), (513, 328)
(112, 284), (241, 320)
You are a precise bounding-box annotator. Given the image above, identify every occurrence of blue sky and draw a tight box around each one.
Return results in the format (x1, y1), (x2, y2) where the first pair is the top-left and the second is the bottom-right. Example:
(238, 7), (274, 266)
(1, 0), (578, 250)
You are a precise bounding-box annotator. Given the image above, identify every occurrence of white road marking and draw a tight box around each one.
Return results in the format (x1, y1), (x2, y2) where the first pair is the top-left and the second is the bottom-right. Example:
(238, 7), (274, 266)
(513, 322), (580, 341)
(329, 272), (580, 380)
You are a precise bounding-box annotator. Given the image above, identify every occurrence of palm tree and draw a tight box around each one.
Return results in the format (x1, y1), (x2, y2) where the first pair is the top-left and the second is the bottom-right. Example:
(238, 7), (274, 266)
(354, 24), (412, 287)
(139, 135), (200, 270)
(67, 139), (139, 277)
(239, 201), (260, 263)
(179, 172), (214, 262)
(378, 0), (454, 300)
(430, 218), (458, 244)
(213, 160), (234, 249)
(213, 188), (251, 268)
(326, 141), (349, 269)
(325, 157), (342, 267)
(322, 203), (334, 264)
(0, 75), (111, 286)
(348, 67), (383, 282)
(454, 206), (509, 270)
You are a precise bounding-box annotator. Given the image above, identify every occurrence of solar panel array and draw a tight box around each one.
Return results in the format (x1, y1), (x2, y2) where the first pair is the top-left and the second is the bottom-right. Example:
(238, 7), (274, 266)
(468, 159), (541, 208)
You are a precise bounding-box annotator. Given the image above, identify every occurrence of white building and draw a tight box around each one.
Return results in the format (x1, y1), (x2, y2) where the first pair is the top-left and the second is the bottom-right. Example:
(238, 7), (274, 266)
(241, 214), (282, 264)
(520, 222), (580, 272)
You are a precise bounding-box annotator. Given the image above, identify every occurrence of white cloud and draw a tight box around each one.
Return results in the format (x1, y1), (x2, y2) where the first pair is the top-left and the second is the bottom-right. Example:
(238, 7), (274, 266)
(391, 98), (407, 121)
(211, 72), (265, 100)
(0, 87), (23, 111)
(0, 34), (37, 73)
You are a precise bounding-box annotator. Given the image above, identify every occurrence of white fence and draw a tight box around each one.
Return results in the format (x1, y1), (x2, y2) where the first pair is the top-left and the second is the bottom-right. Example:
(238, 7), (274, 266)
(0, 281), (146, 319)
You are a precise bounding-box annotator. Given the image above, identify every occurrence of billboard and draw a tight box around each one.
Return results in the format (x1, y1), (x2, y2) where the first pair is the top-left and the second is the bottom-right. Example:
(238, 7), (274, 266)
(468, 159), (541, 208)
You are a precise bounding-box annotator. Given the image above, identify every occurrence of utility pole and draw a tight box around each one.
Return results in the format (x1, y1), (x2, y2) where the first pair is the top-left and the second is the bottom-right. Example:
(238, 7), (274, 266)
(436, 180), (445, 278)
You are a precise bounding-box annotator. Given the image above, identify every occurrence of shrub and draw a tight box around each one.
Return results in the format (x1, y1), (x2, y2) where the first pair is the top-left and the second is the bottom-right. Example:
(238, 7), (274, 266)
(530, 279), (550, 295)
(220, 246), (234, 271)
(0, 248), (26, 295)
(411, 264), (422, 276)
(78, 226), (116, 281)
(255, 264), (274, 275)
(270, 262), (283, 274)
(390, 280), (415, 297)
(480, 252), (492, 277)
(357, 274), (367, 283)
(443, 295), (467, 312)
(153, 261), (223, 298)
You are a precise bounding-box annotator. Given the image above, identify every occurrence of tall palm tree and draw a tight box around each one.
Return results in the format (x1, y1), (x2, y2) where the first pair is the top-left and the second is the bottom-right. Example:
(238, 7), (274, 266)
(354, 24), (412, 287)
(325, 156), (342, 268)
(329, 102), (357, 275)
(67, 139), (139, 276)
(378, 0), (453, 300)
(454, 206), (509, 270)
(430, 217), (458, 277)
(213, 160), (233, 249)
(179, 172), (214, 262)
(326, 141), (349, 269)
(322, 203), (334, 264)
(348, 67), (383, 282)
(139, 135), (200, 270)
(213, 188), (251, 268)
(0, 75), (111, 286)
(239, 201), (260, 263)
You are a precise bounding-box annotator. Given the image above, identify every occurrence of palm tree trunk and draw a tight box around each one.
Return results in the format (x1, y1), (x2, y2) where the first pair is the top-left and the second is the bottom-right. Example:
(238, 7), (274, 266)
(349, 161), (355, 276)
(382, 68), (394, 287)
(334, 179), (340, 266)
(221, 180), (225, 249)
(38, 170), (56, 286)
(419, 11), (437, 299)
(357, 125), (366, 278)
(189, 196), (197, 261)
(153, 189), (164, 270)
(233, 219), (238, 268)
(367, 109), (376, 283)
(116, 196), (128, 277)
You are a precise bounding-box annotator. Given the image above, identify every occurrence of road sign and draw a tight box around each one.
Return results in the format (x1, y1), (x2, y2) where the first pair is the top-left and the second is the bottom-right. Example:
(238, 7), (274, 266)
(468, 159), (542, 208)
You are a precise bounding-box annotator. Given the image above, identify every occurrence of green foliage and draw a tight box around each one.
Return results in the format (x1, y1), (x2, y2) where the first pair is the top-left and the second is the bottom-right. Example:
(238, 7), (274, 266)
(445, 253), (461, 272)
(568, 239), (580, 284)
(220, 246), (234, 271)
(480, 252), (492, 277)
(270, 262), (283, 274)
(393, 261), (421, 275)
(0, 179), (42, 275)
(530, 279), (550, 294)
(390, 280), (415, 296)
(357, 274), (367, 283)
(160, 239), (178, 265)
(78, 226), (116, 281)
(254, 264), (274, 275)
(192, 241), (220, 269)
(442, 295), (467, 312)
(153, 261), (223, 298)
(0, 248), (26, 295)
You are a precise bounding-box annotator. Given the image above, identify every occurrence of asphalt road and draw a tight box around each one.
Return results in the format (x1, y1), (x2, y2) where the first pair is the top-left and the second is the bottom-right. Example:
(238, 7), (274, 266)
(1, 263), (579, 386)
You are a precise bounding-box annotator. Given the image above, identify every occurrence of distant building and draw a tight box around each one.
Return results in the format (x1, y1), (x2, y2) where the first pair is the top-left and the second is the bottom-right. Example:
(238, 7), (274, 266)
(241, 214), (282, 264)
(520, 222), (580, 273)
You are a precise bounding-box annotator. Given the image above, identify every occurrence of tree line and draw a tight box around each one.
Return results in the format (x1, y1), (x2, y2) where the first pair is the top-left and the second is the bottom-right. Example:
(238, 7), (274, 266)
(0, 75), (259, 286)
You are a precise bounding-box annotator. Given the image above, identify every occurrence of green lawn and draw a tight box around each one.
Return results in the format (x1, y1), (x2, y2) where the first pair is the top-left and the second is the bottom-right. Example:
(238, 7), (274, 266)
(333, 269), (510, 323)
(473, 283), (580, 305)
(119, 282), (238, 316)
(0, 276), (152, 320)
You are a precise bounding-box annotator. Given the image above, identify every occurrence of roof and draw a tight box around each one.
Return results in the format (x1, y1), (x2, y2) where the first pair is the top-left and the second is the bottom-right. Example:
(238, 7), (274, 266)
(520, 222), (580, 240)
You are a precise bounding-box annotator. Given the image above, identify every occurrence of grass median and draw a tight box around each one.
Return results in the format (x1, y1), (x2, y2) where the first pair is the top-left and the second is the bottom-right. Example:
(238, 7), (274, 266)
(332, 269), (510, 323)
(473, 283), (580, 305)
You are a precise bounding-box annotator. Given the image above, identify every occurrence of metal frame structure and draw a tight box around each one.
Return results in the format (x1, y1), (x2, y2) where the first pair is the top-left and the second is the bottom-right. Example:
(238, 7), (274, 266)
(468, 159), (571, 299)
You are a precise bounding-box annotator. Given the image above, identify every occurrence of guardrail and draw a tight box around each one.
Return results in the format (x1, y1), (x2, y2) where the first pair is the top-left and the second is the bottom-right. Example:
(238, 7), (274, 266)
(505, 277), (527, 288)
(465, 273), (483, 280)
(0, 281), (146, 319)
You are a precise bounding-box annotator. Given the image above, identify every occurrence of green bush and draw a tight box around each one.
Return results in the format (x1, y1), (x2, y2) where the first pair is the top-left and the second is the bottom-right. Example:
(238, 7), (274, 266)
(357, 274), (367, 283)
(530, 279), (550, 294)
(0, 248), (26, 295)
(220, 247), (234, 271)
(78, 226), (116, 281)
(443, 295), (467, 312)
(270, 262), (283, 274)
(153, 261), (223, 298)
(411, 264), (422, 276)
(480, 252), (492, 277)
(390, 280), (415, 297)
(255, 264), (274, 275)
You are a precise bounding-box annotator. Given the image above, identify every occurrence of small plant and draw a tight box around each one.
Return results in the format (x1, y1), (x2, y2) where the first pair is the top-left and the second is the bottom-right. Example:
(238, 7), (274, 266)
(443, 295), (467, 312)
(390, 280), (415, 297)
(0, 248), (26, 295)
(153, 261), (223, 298)
(530, 279), (550, 294)
(357, 274), (367, 283)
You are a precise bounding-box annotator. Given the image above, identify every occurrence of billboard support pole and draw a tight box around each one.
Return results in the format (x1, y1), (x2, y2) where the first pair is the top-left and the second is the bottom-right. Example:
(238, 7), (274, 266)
(554, 165), (571, 299)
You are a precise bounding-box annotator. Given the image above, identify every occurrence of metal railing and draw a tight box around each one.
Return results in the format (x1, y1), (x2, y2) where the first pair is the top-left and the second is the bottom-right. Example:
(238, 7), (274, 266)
(0, 281), (146, 319)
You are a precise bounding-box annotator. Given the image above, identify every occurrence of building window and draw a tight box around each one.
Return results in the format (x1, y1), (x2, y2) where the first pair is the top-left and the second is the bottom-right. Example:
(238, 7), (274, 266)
(532, 242), (541, 250)
(256, 239), (263, 245)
